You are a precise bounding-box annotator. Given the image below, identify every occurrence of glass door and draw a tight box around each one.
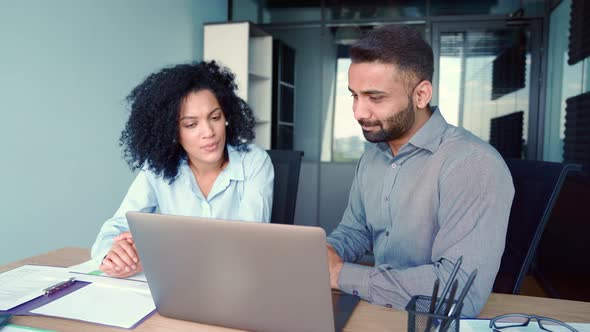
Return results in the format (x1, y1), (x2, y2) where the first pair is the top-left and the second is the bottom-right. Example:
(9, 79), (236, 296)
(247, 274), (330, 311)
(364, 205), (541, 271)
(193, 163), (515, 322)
(431, 20), (543, 160)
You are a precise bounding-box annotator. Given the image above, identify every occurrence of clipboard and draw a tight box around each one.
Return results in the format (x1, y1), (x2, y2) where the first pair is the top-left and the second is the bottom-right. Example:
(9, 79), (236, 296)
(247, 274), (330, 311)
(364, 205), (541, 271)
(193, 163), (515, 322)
(0, 264), (91, 315)
(0, 264), (155, 329)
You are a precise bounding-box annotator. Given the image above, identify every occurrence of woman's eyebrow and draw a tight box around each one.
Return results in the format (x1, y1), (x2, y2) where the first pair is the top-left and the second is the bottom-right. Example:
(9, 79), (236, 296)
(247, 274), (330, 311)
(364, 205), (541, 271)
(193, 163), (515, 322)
(179, 108), (222, 121)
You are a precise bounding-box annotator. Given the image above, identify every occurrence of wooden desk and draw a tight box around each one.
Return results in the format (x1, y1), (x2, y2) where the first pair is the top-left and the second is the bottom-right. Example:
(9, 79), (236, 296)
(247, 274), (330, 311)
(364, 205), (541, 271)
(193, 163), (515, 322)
(2, 247), (589, 332)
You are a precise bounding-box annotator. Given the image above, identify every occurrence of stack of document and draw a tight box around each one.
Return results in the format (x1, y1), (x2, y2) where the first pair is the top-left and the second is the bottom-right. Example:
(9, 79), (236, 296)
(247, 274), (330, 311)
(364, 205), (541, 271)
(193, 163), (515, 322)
(30, 281), (154, 328)
(0, 265), (71, 311)
(0, 262), (156, 329)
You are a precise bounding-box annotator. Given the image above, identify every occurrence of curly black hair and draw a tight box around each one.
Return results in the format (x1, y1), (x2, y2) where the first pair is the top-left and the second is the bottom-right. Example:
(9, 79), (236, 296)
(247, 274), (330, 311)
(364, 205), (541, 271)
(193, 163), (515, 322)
(120, 60), (256, 182)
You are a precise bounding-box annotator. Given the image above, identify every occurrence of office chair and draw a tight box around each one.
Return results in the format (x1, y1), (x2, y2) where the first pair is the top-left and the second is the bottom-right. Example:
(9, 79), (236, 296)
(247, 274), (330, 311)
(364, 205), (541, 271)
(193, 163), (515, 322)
(492, 159), (581, 294)
(266, 149), (304, 224)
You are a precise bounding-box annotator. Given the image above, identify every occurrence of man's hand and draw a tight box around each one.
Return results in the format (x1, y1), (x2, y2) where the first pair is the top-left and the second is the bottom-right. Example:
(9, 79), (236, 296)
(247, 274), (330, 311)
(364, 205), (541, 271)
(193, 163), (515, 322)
(327, 244), (343, 290)
(99, 231), (143, 278)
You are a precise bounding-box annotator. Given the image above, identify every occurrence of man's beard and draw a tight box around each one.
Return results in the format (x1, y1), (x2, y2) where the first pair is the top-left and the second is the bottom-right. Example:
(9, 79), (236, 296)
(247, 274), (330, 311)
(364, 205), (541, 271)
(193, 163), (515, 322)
(359, 98), (415, 143)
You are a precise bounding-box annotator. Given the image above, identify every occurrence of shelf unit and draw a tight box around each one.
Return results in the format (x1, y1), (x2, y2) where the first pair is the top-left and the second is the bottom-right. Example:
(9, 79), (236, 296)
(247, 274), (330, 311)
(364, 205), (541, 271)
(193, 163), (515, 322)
(272, 39), (296, 150)
(204, 21), (272, 149)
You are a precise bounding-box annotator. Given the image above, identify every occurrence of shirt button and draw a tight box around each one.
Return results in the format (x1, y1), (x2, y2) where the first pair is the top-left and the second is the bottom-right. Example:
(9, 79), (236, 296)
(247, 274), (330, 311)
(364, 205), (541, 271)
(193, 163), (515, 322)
(352, 290), (358, 296)
(385, 231), (390, 236)
(202, 203), (211, 217)
(391, 163), (397, 169)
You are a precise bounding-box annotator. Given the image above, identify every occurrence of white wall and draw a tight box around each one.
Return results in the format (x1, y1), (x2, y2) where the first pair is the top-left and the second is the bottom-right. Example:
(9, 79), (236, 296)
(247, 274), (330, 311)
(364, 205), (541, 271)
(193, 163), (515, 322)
(0, 0), (227, 264)
(232, 0), (258, 22)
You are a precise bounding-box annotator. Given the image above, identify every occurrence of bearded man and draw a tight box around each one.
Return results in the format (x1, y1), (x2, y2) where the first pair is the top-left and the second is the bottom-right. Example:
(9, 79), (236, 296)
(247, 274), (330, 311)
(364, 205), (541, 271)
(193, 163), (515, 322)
(326, 24), (515, 318)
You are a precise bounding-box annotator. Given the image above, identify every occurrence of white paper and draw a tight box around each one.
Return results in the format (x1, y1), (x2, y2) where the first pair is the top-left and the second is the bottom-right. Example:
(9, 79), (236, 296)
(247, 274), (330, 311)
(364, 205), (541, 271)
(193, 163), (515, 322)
(68, 260), (149, 293)
(69, 260), (147, 282)
(0, 265), (71, 310)
(31, 283), (155, 329)
(69, 273), (151, 294)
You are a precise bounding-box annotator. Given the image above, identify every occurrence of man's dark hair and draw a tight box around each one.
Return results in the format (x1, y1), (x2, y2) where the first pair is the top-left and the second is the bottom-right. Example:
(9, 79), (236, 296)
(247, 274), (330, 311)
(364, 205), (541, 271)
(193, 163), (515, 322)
(350, 24), (434, 87)
(120, 60), (256, 182)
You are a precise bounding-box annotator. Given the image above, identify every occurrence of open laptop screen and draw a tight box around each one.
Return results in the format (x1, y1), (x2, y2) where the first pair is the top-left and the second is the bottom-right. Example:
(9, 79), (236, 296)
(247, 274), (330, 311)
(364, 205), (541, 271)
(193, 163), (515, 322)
(127, 212), (358, 332)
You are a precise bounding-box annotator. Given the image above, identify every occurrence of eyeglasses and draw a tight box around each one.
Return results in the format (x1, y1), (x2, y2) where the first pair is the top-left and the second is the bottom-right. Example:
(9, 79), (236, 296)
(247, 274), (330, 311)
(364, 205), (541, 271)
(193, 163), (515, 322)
(490, 313), (579, 332)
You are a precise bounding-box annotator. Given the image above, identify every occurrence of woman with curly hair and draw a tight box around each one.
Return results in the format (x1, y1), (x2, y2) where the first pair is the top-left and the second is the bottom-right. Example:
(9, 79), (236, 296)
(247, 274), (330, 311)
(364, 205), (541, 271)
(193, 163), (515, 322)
(91, 61), (274, 277)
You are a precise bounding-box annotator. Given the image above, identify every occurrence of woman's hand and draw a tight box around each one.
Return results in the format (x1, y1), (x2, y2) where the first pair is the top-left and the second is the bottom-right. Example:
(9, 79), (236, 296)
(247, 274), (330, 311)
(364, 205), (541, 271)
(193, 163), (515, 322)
(99, 231), (143, 278)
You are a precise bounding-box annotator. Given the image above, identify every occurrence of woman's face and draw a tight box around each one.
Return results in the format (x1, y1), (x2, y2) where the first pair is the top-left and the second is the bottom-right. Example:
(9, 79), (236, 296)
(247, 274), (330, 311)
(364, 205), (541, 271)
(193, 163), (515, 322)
(178, 89), (227, 168)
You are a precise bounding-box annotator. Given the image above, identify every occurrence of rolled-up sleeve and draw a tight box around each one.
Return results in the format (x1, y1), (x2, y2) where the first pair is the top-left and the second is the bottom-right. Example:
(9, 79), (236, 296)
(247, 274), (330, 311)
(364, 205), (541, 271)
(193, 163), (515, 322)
(90, 171), (157, 264)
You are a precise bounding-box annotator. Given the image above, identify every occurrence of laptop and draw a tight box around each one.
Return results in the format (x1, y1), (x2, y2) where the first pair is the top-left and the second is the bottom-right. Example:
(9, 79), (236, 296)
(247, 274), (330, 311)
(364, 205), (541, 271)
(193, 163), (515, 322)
(126, 211), (359, 332)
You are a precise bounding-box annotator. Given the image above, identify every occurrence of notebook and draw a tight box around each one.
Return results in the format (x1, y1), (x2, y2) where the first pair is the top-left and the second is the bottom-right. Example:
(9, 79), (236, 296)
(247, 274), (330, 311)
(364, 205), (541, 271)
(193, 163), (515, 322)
(126, 211), (359, 332)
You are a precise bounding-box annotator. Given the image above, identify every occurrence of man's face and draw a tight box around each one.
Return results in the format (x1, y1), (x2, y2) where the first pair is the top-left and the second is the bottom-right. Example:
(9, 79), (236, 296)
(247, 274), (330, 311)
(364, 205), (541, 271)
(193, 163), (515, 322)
(348, 62), (416, 143)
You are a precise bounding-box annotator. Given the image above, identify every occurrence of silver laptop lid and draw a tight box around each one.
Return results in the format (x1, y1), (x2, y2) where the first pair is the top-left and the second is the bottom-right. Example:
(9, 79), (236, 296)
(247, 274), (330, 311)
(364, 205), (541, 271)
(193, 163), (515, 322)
(127, 211), (335, 332)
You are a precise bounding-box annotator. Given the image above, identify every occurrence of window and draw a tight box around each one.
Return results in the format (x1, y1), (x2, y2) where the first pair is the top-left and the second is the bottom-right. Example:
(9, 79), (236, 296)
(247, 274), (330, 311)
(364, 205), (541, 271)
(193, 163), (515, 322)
(332, 58), (369, 162)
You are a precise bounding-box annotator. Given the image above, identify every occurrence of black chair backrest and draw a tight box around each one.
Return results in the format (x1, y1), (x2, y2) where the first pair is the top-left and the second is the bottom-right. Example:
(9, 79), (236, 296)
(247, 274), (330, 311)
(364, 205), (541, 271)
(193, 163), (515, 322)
(493, 159), (581, 294)
(266, 150), (304, 224)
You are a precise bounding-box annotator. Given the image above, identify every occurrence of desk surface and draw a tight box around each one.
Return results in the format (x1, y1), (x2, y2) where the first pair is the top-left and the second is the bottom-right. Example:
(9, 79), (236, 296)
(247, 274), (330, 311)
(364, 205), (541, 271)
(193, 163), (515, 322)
(2, 247), (589, 332)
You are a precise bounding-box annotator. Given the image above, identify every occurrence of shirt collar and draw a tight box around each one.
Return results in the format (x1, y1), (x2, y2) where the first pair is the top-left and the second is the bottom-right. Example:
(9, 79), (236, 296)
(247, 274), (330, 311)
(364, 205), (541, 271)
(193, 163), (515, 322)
(374, 106), (448, 157)
(179, 144), (245, 182)
(223, 144), (245, 181)
(407, 106), (448, 153)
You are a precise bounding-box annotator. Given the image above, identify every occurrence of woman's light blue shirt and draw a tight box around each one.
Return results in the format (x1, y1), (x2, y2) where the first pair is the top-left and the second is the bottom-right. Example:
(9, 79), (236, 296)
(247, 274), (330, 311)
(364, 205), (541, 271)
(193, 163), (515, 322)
(91, 144), (274, 263)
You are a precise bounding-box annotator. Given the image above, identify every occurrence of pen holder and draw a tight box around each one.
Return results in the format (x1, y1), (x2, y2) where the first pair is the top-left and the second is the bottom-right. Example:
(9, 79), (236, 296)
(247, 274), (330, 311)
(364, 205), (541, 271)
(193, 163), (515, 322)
(405, 295), (462, 332)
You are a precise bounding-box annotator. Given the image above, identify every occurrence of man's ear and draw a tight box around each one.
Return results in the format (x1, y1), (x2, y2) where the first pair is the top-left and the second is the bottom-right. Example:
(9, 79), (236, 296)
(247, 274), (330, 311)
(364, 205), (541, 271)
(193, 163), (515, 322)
(413, 80), (432, 109)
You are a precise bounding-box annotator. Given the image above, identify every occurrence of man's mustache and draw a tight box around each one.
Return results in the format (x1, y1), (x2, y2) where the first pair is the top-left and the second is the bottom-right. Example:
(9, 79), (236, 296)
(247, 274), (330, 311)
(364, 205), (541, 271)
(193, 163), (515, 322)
(358, 120), (382, 127)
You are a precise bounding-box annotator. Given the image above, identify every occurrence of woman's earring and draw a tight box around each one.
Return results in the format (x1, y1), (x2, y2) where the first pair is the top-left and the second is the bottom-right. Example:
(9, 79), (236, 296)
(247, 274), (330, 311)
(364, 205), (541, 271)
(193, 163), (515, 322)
(225, 121), (229, 126)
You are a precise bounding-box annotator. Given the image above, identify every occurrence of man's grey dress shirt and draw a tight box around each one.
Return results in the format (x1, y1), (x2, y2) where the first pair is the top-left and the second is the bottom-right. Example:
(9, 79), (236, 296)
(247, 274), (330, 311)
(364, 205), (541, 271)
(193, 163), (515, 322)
(327, 107), (515, 317)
